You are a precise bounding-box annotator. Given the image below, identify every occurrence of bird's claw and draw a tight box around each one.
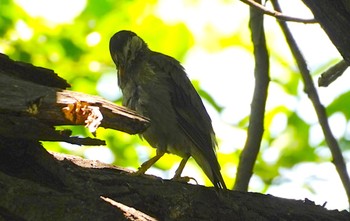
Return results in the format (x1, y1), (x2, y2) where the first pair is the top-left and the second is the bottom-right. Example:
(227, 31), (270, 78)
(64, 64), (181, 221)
(171, 176), (198, 184)
(130, 170), (144, 176)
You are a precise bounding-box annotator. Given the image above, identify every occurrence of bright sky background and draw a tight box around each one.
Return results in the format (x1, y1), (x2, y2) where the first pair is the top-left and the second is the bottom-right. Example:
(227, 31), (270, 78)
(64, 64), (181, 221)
(13, 0), (350, 210)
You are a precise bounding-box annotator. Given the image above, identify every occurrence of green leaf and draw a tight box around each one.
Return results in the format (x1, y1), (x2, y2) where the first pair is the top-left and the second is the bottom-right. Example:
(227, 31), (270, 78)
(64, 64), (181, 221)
(327, 90), (350, 119)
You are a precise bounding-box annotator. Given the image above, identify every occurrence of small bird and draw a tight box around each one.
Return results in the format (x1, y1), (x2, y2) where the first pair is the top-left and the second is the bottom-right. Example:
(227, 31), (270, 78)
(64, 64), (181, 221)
(109, 30), (226, 189)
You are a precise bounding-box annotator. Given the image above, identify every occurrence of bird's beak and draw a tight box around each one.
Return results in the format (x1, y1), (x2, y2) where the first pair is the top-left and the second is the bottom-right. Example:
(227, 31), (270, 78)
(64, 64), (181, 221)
(112, 53), (123, 78)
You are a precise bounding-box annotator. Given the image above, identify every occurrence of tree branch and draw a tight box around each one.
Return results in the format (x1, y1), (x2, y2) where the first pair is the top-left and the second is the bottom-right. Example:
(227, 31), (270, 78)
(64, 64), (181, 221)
(240, 0), (317, 23)
(271, 0), (350, 207)
(234, 0), (270, 191)
(318, 60), (349, 87)
(0, 137), (348, 220)
(0, 53), (149, 145)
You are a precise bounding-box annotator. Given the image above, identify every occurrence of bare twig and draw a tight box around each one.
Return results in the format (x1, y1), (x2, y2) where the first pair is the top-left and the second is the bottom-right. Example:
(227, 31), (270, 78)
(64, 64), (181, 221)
(271, 0), (350, 206)
(240, 0), (317, 23)
(234, 0), (270, 191)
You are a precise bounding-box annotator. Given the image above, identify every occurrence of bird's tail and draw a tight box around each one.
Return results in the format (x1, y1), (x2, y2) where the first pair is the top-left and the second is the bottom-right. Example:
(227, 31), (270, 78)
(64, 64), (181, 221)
(191, 148), (226, 190)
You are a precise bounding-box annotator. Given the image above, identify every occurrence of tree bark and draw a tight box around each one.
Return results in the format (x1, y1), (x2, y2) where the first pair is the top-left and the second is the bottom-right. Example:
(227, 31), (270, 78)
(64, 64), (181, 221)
(0, 53), (149, 145)
(0, 138), (349, 221)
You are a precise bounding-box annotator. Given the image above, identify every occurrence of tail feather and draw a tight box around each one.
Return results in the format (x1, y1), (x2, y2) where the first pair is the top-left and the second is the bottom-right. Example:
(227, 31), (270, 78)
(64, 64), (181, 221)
(191, 148), (226, 190)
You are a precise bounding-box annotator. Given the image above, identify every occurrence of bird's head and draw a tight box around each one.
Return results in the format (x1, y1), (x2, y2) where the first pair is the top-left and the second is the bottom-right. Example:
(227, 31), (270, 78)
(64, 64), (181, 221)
(109, 30), (148, 83)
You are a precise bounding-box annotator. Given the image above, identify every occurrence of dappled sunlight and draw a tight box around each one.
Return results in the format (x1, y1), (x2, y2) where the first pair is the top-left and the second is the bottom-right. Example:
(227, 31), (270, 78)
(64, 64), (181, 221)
(15, 0), (86, 25)
(268, 162), (349, 210)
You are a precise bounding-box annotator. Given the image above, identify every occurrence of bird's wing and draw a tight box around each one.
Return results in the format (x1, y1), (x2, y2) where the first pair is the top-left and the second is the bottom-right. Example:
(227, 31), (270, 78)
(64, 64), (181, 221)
(149, 52), (217, 154)
(150, 52), (226, 189)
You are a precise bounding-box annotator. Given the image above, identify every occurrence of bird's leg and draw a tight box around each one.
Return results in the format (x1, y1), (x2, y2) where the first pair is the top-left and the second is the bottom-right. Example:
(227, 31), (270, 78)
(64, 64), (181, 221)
(171, 156), (198, 184)
(134, 152), (164, 175)
(173, 156), (189, 178)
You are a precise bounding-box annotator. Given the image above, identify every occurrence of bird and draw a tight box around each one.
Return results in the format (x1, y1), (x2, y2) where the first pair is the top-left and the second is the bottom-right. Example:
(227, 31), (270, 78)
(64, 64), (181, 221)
(109, 30), (226, 189)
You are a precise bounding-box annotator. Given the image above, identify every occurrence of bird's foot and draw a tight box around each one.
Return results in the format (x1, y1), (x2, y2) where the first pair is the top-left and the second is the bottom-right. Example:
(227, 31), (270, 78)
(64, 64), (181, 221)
(171, 176), (198, 184)
(131, 153), (165, 176)
(130, 169), (145, 176)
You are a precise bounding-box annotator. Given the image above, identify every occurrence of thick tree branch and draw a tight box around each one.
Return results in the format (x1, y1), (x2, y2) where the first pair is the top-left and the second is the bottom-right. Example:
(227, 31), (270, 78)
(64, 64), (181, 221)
(0, 137), (348, 220)
(271, 0), (350, 206)
(0, 53), (149, 145)
(234, 0), (270, 191)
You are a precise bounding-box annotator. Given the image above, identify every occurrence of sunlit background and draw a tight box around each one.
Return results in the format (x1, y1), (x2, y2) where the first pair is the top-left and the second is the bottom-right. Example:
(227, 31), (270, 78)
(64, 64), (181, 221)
(1, 0), (349, 210)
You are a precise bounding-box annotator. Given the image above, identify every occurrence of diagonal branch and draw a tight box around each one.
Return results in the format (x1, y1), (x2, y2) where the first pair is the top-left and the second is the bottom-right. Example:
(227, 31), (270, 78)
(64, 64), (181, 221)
(234, 0), (270, 191)
(240, 0), (317, 23)
(271, 0), (350, 206)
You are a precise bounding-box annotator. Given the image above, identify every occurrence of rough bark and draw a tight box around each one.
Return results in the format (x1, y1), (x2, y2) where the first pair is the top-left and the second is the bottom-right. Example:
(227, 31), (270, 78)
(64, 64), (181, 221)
(0, 53), (149, 145)
(0, 138), (349, 221)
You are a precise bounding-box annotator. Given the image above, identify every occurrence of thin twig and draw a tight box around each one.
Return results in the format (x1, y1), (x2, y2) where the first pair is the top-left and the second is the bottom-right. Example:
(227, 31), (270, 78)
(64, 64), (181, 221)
(240, 0), (317, 24)
(234, 0), (270, 191)
(271, 0), (350, 206)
